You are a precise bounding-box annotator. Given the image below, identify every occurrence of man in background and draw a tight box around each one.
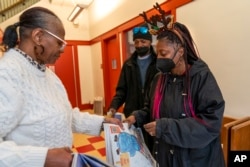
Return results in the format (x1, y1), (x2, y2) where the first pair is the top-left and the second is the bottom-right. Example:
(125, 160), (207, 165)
(108, 23), (158, 152)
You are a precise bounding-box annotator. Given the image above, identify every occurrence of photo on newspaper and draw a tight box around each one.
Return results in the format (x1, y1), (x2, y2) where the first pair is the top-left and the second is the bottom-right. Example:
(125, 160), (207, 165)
(103, 123), (156, 167)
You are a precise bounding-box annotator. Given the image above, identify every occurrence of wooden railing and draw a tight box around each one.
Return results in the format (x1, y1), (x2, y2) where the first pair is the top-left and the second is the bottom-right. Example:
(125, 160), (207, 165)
(221, 116), (250, 166)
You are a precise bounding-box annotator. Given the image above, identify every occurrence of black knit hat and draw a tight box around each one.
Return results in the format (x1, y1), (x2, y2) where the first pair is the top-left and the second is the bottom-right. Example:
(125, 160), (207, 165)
(133, 23), (152, 41)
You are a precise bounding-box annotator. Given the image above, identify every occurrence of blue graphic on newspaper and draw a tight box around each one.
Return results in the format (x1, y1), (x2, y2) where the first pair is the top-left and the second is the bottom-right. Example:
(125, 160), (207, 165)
(104, 123), (156, 167)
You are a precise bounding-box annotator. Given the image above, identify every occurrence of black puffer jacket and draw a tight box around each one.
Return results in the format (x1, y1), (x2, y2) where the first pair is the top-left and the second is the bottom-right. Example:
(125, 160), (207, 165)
(134, 59), (225, 167)
(109, 46), (158, 118)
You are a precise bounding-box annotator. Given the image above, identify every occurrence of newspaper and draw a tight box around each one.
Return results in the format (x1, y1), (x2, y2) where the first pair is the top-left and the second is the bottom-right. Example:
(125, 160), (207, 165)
(103, 123), (156, 167)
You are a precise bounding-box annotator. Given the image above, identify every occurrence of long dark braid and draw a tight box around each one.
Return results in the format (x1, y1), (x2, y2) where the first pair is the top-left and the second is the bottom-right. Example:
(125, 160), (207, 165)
(172, 22), (199, 118)
(153, 22), (200, 119)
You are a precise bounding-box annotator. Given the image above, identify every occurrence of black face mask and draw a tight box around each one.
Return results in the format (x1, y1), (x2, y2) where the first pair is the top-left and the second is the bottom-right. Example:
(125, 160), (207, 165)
(135, 46), (150, 56)
(156, 58), (176, 73)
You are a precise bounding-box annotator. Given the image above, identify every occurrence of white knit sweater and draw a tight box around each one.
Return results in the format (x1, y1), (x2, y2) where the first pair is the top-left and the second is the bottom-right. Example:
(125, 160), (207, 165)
(0, 49), (105, 167)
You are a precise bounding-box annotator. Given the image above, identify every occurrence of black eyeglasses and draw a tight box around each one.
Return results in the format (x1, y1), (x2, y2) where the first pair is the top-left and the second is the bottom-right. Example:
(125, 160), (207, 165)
(133, 27), (148, 34)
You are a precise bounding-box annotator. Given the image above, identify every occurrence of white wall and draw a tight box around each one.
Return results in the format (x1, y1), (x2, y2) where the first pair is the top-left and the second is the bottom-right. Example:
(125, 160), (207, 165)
(88, 0), (165, 39)
(0, 0), (91, 40)
(91, 42), (105, 103)
(77, 45), (94, 104)
(177, 0), (250, 118)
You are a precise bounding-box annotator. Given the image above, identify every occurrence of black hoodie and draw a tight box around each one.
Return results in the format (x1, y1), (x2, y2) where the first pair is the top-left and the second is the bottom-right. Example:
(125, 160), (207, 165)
(133, 59), (225, 167)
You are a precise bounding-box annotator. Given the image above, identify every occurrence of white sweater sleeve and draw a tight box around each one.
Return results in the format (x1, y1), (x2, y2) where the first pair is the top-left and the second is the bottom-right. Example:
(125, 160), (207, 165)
(72, 108), (104, 136)
(0, 140), (48, 167)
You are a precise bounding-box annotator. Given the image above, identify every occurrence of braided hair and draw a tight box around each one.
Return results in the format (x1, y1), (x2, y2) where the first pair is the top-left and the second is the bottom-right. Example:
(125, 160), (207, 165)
(153, 22), (200, 119)
(1, 7), (61, 51)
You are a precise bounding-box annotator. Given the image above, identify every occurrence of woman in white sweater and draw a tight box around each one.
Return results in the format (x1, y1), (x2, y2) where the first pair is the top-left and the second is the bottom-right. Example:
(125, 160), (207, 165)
(0, 7), (122, 167)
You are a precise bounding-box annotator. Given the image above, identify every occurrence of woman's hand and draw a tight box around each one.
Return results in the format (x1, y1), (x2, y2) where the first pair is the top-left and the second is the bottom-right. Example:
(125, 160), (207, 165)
(143, 121), (156, 136)
(124, 115), (136, 128)
(107, 108), (117, 117)
(44, 147), (73, 167)
(104, 117), (124, 129)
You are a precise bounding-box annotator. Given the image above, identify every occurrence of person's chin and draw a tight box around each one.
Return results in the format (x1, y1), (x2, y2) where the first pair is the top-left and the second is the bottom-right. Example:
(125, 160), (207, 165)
(54, 55), (61, 61)
(48, 58), (58, 64)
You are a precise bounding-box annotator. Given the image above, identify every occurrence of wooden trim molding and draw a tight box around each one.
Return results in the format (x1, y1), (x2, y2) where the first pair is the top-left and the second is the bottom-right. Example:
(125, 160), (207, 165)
(66, 40), (90, 46)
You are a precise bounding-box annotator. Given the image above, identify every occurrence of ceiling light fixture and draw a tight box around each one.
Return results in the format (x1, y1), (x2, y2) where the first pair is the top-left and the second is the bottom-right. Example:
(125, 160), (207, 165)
(68, 4), (85, 22)
(67, 0), (94, 22)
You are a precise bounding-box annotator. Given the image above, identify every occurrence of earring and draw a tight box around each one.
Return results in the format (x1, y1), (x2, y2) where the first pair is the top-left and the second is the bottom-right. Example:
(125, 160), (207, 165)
(34, 45), (44, 56)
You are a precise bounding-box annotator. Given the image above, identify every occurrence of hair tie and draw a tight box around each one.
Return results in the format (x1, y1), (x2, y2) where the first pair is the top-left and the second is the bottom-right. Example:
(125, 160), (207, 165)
(13, 22), (20, 28)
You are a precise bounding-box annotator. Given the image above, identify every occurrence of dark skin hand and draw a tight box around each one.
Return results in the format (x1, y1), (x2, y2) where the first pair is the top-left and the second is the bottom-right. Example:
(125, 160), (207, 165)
(104, 117), (124, 130)
(124, 115), (136, 127)
(108, 108), (117, 117)
(143, 121), (156, 136)
(125, 115), (156, 136)
(44, 147), (73, 167)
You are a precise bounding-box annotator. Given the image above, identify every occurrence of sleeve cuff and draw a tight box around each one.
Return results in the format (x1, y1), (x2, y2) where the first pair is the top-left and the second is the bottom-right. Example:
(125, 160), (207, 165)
(26, 146), (48, 167)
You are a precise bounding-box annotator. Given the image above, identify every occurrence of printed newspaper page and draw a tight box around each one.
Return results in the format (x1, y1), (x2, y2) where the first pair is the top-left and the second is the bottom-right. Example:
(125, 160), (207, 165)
(103, 123), (156, 167)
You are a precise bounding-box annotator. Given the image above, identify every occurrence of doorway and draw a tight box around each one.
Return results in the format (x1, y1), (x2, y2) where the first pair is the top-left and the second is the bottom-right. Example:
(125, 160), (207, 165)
(102, 35), (121, 112)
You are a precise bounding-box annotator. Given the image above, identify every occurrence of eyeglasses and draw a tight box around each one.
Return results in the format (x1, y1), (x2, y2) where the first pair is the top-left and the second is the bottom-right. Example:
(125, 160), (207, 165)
(133, 27), (148, 34)
(43, 29), (67, 51)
